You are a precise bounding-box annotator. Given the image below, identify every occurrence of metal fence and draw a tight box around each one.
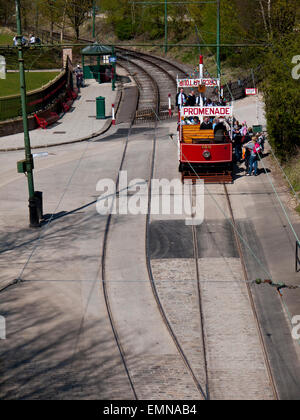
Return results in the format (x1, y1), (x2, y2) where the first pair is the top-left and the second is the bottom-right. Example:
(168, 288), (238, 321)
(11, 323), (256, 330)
(223, 66), (263, 101)
(0, 60), (73, 121)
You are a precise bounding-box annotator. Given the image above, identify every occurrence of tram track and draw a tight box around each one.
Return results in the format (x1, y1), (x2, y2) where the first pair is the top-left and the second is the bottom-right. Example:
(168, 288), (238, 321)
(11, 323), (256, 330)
(223, 183), (279, 400)
(127, 48), (277, 397)
(117, 57), (158, 121)
(100, 52), (160, 400)
(1, 28), (297, 401)
(118, 50), (177, 103)
(2, 33), (279, 397)
(190, 185), (210, 400)
(145, 127), (208, 400)
(100, 52), (210, 399)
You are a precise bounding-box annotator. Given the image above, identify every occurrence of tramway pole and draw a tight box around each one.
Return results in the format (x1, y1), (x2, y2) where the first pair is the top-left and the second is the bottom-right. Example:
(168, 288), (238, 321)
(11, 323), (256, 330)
(217, 0), (221, 80)
(15, 0), (40, 228)
(164, 0), (168, 54)
(131, 1), (223, 57)
(92, 0), (96, 39)
(112, 45), (116, 91)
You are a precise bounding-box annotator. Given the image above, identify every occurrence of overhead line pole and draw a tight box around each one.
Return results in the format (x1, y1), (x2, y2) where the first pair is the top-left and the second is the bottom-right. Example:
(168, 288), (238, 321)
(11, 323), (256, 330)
(92, 0), (96, 39)
(165, 0), (168, 54)
(131, 1), (211, 55)
(217, 0), (221, 79)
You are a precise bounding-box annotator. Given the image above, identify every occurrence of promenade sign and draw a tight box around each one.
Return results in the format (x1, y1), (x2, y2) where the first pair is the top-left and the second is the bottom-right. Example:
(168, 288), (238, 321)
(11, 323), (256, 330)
(181, 106), (233, 117)
(178, 78), (219, 88)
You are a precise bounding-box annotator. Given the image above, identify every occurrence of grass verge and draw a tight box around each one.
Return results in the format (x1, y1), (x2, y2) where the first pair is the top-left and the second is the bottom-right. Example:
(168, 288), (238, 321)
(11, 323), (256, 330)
(283, 155), (300, 214)
(0, 71), (60, 97)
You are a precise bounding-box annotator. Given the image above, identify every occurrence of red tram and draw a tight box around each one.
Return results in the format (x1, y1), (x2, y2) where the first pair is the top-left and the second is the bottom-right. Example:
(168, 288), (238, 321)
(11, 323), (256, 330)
(176, 60), (234, 183)
(178, 107), (233, 183)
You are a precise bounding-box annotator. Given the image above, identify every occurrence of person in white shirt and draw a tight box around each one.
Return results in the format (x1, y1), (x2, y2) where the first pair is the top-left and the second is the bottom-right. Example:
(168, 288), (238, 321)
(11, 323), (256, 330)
(176, 89), (187, 110)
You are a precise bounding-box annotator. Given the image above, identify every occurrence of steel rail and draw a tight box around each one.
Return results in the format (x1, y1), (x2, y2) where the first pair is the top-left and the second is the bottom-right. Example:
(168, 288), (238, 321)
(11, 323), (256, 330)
(119, 52), (208, 398)
(191, 186), (210, 400)
(223, 183), (279, 400)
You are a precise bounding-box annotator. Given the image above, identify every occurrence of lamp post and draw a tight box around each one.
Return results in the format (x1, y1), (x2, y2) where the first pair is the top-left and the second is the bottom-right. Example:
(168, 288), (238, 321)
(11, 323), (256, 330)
(15, 0), (40, 227)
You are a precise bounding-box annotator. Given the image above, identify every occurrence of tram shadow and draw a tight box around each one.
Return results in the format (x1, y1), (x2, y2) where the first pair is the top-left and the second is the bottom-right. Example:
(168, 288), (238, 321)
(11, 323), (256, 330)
(232, 162), (246, 181)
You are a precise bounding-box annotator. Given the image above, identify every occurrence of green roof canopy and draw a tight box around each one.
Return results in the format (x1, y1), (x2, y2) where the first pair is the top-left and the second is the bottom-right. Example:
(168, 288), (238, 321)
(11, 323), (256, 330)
(81, 43), (113, 56)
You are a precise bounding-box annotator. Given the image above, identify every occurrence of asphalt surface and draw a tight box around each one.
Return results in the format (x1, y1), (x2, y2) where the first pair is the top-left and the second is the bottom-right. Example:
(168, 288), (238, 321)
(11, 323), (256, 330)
(0, 77), (299, 399)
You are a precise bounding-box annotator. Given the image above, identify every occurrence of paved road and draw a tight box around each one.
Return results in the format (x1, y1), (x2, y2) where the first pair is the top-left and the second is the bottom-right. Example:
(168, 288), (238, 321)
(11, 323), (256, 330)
(0, 88), (299, 399)
(149, 122), (276, 399)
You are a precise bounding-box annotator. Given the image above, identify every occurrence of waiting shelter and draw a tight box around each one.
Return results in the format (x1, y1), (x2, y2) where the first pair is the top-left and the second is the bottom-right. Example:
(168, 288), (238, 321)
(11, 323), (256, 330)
(81, 43), (116, 90)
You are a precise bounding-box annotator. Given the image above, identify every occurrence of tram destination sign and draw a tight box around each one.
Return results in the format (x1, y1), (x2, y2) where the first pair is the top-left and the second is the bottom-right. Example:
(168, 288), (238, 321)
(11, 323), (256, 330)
(181, 106), (233, 117)
(177, 78), (219, 88)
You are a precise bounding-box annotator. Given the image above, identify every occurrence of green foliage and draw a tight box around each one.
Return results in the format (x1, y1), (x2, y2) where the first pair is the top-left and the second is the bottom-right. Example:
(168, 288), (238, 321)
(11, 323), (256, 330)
(270, 0), (297, 39)
(115, 18), (135, 41)
(262, 33), (300, 160)
(66, 0), (93, 39)
(0, 0), (15, 25)
(0, 30), (14, 45)
(0, 0), (299, 164)
(284, 160), (300, 193)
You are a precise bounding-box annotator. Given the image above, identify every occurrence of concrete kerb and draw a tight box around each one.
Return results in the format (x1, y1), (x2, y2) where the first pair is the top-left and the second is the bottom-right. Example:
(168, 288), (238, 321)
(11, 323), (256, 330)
(0, 87), (123, 153)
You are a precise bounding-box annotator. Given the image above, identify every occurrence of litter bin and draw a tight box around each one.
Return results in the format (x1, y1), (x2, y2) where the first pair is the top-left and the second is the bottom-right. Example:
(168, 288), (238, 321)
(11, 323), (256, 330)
(96, 96), (105, 119)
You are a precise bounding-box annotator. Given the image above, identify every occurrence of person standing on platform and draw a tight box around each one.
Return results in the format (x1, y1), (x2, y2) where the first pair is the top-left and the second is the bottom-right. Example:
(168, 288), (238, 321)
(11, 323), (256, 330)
(176, 88), (187, 110)
(75, 64), (84, 89)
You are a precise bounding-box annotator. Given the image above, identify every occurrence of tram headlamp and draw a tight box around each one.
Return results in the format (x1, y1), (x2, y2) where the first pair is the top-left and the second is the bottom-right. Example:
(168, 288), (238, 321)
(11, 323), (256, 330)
(203, 150), (211, 159)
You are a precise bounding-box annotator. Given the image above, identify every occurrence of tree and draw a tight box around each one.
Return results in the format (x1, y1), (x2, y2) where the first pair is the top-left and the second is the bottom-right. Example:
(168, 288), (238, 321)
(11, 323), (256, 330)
(262, 32), (300, 160)
(66, 0), (93, 40)
(0, 0), (15, 25)
(37, 0), (65, 42)
(270, 0), (297, 38)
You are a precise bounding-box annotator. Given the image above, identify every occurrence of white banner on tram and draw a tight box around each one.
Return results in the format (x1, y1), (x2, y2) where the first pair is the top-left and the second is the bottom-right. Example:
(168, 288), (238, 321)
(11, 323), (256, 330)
(181, 106), (233, 117)
(177, 78), (219, 88)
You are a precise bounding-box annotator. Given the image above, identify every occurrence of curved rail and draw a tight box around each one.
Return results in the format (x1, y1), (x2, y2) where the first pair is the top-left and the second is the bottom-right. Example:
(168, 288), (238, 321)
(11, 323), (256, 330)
(145, 134), (208, 400)
(100, 57), (160, 399)
(223, 183), (279, 400)
(101, 53), (209, 399)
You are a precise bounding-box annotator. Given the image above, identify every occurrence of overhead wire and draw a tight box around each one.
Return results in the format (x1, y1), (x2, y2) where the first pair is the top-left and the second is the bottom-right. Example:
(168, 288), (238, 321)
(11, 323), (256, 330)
(0, 139), (93, 294)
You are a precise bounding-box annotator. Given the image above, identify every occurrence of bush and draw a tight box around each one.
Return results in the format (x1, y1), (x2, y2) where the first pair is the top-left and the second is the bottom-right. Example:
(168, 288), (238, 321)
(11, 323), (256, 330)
(115, 18), (135, 40)
(262, 33), (300, 161)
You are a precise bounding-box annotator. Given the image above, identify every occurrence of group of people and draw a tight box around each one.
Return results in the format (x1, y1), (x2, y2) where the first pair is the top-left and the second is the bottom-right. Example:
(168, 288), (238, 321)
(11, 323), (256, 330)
(177, 93), (266, 177)
(180, 115), (230, 131)
(232, 121), (265, 176)
(176, 88), (226, 109)
(13, 34), (41, 46)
